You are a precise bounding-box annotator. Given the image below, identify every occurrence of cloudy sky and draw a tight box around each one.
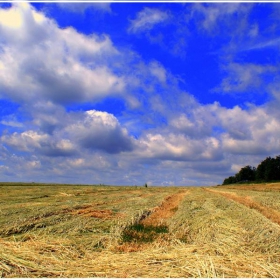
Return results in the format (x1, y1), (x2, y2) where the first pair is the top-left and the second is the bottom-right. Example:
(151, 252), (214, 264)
(0, 2), (280, 186)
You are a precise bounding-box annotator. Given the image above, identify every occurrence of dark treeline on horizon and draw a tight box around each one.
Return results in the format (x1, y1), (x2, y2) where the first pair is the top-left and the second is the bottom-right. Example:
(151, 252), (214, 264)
(223, 155), (280, 185)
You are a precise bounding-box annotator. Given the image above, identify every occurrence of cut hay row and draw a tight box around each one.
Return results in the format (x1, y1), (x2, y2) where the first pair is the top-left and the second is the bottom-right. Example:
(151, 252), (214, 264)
(141, 190), (188, 226)
(216, 184), (280, 213)
(207, 188), (280, 226)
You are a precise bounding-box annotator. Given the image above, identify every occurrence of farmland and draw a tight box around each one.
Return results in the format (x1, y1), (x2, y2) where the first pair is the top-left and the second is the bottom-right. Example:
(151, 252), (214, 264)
(1, 183), (280, 277)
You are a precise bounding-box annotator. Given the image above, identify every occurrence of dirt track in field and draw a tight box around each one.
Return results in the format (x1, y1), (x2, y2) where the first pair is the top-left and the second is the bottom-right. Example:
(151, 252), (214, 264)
(206, 188), (280, 226)
(141, 190), (188, 226)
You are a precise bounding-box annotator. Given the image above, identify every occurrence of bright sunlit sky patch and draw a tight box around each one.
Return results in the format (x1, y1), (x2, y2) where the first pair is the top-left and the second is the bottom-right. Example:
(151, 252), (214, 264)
(1, 2), (280, 186)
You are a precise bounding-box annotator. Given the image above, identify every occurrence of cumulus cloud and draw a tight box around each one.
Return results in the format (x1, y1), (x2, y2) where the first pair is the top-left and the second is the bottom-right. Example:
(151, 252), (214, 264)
(168, 107), (215, 139)
(221, 114), (280, 155)
(128, 7), (169, 33)
(136, 132), (222, 162)
(1, 99), (280, 185)
(205, 103), (280, 156)
(1, 130), (77, 157)
(2, 109), (136, 156)
(65, 110), (135, 154)
(0, 3), (124, 106)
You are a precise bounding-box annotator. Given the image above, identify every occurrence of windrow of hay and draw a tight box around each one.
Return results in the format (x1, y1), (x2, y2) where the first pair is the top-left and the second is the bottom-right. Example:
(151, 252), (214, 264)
(207, 188), (280, 226)
(215, 184), (280, 212)
(141, 190), (188, 226)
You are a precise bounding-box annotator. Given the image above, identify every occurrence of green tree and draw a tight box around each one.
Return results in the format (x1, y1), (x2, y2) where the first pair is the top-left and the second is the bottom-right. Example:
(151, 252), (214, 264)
(256, 156), (280, 181)
(256, 157), (269, 181)
(235, 165), (256, 182)
(222, 155), (280, 185)
(223, 176), (237, 185)
(264, 156), (280, 181)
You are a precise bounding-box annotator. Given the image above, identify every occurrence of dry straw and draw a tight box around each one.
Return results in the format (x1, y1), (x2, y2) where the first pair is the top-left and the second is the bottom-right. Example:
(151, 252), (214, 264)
(1, 184), (280, 277)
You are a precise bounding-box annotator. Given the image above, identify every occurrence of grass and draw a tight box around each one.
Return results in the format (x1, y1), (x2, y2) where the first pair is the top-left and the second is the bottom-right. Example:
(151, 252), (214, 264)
(1, 183), (280, 277)
(121, 223), (169, 243)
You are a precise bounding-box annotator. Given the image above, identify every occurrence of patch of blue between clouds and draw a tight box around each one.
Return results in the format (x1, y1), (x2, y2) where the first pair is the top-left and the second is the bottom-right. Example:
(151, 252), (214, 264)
(0, 99), (19, 117)
(0, 3), (11, 9)
(0, 99), (28, 134)
(212, 126), (226, 135)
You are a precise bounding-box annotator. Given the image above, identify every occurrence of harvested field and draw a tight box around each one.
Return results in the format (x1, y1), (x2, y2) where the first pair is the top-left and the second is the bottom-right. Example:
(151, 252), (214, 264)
(206, 188), (280, 226)
(220, 182), (280, 192)
(1, 183), (280, 277)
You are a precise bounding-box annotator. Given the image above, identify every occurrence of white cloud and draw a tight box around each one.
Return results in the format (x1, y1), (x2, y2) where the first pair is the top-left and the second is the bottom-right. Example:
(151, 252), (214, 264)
(214, 63), (276, 94)
(1, 114), (24, 128)
(56, 3), (111, 14)
(136, 132), (222, 162)
(0, 3), (124, 106)
(169, 108), (215, 138)
(149, 61), (166, 84)
(216, 105), (280, 155)
(1, 130), (77, 157)
(2, 131), (49, 152)
(2, 109), (136, 157)
(244, 38), (280, 52)
(0, 3), (24, 28)
(65, 110), (135, 154)
(128, 7), (169, 33)
(192, 3), (248, 32)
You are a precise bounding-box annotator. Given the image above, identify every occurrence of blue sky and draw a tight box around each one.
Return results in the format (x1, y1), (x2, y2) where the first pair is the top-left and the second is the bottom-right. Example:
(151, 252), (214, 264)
(1, 2), (280, 186)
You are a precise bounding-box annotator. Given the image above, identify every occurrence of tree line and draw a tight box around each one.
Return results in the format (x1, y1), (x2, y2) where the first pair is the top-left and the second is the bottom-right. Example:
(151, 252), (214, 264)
(222, 155), (280, 185)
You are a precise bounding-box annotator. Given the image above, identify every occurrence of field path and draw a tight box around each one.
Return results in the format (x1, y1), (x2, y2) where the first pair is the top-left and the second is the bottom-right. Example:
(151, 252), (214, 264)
(141, 190), (188, 226)
(206, 188), (280, 226)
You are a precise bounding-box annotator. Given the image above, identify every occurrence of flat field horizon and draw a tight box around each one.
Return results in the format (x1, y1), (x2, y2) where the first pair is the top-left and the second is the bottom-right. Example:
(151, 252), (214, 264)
(1, 182), (280, 277)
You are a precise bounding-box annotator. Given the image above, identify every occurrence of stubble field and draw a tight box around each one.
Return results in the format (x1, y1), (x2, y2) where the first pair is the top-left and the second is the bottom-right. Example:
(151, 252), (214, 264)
(1, 182), (280, 277)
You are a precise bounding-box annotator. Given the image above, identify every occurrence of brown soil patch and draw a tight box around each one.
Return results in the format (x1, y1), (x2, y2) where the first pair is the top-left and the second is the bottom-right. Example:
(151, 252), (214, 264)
(141, 191), (188, 226)
(206, 188), (280, 226)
